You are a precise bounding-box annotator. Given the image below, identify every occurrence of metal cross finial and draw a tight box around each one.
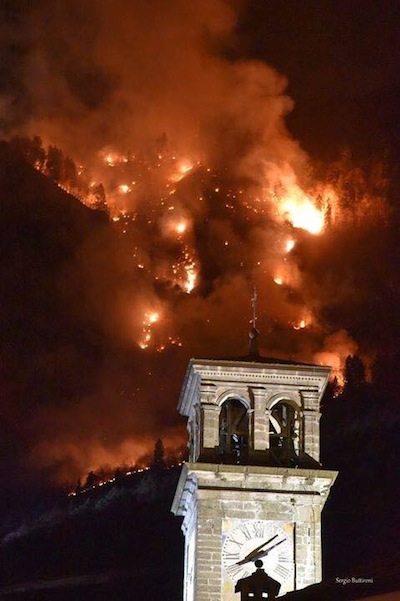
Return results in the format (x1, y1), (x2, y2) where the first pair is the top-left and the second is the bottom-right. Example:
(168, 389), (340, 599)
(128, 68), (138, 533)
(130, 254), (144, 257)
(251, 285), (258, 329)
(249, 285), (260, 357)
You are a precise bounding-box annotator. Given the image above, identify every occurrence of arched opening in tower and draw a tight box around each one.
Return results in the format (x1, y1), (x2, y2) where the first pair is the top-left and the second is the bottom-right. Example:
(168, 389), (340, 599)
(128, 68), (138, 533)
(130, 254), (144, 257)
(218, 398), (249, 465)
(269, 401), (300, 467)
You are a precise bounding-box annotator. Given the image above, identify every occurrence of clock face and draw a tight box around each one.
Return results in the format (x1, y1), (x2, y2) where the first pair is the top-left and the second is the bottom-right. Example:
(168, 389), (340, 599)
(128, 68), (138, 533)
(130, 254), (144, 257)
(222, 519), (294, 593)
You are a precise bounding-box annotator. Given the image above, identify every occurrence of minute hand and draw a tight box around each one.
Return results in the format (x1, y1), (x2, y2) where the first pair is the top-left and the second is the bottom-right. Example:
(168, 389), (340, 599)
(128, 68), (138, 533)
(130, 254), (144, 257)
(236, 535), (278, 566)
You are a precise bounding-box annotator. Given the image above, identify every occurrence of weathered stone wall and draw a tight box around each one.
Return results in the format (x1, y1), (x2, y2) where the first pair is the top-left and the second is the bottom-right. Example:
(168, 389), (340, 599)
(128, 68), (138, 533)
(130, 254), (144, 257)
(195, 496), (222, 601)
(172, 464), (337, 601)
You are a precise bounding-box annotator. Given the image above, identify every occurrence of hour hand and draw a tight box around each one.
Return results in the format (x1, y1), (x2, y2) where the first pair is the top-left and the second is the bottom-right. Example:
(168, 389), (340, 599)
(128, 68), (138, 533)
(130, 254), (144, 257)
(236, 535), (278, 566)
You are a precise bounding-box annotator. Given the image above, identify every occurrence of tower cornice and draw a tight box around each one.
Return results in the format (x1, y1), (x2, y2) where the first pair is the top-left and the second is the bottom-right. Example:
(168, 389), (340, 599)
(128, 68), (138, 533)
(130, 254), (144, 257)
(178, 357), (330, 417)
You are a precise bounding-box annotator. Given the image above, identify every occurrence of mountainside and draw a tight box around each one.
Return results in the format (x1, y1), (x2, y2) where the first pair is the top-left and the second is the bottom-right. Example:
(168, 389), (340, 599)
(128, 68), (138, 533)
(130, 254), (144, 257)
(0, 467), (183, 600)
(0, 143), (399, 600)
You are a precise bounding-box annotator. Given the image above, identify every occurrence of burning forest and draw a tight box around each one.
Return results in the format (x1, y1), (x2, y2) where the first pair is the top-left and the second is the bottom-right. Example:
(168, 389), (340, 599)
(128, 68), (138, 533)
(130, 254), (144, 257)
(0, 0), (399, 493)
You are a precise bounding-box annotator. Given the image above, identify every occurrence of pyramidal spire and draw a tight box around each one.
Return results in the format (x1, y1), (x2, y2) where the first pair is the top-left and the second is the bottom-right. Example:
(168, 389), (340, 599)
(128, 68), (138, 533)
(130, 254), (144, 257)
(248, 285), (260, 357)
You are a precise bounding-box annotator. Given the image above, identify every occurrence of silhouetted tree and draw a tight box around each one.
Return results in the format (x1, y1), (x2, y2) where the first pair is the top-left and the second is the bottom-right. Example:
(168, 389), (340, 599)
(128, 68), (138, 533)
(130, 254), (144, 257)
(91, 183), (107, 210)
(321, 376), (341, 410)
(370, 351), (400, 397)
(114, 468), (124, 484)
(343, 354), (366, 392)
(9, 135), (46, 169)
(46, 145), (64, 181)
(152, 438), (166, 470)
(63, 156), (79, 190)
(84, 471), (98, 489)
(30, 136), (46, 169)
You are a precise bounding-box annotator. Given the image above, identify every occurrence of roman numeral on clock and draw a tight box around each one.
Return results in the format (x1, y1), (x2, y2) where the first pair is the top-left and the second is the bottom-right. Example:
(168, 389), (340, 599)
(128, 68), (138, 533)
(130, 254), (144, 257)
(241, 522), (254, 540)
(274, 564), (290, 579)
(226, 564), (243, 579)
(253, 521), (265, 538)
(223, 551), (240, 562)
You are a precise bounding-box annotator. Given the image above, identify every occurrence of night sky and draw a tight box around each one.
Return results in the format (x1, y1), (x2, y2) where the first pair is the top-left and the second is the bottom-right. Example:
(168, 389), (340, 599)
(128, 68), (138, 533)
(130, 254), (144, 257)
(0, 0), (399, 495)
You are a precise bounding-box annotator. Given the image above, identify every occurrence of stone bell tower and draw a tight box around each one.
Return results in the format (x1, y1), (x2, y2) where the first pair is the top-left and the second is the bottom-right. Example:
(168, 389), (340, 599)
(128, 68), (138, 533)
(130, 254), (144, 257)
(172, 320), (337, 601)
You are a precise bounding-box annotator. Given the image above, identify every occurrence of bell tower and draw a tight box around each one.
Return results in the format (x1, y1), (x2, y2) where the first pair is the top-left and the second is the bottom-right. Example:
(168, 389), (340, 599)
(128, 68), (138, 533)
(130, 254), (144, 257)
(172, 349), (337, 600)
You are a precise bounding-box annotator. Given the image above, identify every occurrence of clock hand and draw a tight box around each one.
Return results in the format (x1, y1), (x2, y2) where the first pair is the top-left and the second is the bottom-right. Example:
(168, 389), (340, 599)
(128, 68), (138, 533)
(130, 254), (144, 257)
(252, 537), (286, 561)
(236, 535), (278, 566)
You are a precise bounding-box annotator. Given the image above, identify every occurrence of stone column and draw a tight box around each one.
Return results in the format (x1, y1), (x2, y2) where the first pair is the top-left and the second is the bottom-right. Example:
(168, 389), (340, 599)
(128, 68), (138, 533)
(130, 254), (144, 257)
(303, 409), (321, 462)
(202, 405), (219, 450)
(200, 384), (219, 451)
(252, 389), (268, 450)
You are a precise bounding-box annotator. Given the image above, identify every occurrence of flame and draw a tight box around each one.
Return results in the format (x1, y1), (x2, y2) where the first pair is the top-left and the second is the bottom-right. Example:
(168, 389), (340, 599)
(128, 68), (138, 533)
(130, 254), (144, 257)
(317, 352), (345, 386)
(293, 318), (307, 330)
(178, 161), (193, 175)
(170, 160), (194, 183)
(313, 330), (358, 386)
(175, 221), (187, 235)
(280, 194), (324, 234)
(147, 311), (159, 324)
(101, 150), (129, 167)
(285, 239), (295, 252)
(184, 261), (197, 294)
(265, 168), (326, 235)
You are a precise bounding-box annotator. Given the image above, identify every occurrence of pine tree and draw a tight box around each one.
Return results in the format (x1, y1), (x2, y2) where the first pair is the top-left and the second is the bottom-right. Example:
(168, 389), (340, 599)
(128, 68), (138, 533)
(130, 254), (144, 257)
(343, 355), (366, 392)
(152, 438), (166, 470)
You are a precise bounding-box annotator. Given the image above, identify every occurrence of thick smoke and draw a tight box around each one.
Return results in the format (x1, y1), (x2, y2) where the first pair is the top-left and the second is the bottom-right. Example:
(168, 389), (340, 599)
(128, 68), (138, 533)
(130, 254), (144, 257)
(0, 0), (395, 487)
(3, 0), (296, 168)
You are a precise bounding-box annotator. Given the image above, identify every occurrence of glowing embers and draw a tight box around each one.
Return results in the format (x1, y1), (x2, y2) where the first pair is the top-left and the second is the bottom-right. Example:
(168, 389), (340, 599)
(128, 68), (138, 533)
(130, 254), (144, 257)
(161, 213), (198, 293)
(101, 150), (129, 167)
(138, 309), (183, 352)
(156, 336), (182, 353)
(138, 310), (160, 349)
(171, 248), (198, 294)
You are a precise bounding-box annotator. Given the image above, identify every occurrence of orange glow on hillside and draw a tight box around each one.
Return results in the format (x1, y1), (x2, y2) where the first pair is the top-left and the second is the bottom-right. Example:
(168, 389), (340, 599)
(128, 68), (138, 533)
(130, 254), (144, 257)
(170, 160), (194, 183)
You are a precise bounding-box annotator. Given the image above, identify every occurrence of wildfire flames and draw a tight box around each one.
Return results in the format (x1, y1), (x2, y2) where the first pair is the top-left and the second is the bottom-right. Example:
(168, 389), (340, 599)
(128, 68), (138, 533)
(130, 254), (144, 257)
(1, 0), (392, 484)
(19, 136), (380, 372)
(73, 145), (343, 359)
